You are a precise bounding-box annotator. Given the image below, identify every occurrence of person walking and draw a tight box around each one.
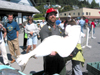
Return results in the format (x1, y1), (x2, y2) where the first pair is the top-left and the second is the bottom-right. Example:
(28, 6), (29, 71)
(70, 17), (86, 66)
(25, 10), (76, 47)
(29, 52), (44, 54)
(85, 18), (89, 28)
(25, 17), (39, 53)
(40, 8), (66, 75)
(0, 23), (9, 65)
(79, 17), (85, 33)
(4, 14), (20, 63)
(89, 20), (95, 34)
(56, 18), (61, 26)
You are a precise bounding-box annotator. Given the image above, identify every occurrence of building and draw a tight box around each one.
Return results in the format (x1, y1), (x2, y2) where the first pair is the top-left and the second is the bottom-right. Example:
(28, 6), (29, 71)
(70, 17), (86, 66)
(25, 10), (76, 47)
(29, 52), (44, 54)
(0, 0), (39, 24)
(59, 7), (100, 20)
(2, 0), (36, 6)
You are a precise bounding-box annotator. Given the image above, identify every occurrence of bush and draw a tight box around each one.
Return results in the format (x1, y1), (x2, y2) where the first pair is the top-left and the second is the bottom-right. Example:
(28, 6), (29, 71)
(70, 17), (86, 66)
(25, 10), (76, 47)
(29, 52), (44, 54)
(34, 14), (43, 18)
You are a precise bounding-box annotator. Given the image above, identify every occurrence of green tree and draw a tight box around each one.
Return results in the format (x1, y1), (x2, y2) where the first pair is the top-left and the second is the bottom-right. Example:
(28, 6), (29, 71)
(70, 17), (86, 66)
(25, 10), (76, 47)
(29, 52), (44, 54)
(90, 0), (99, 8)
(59, 5), (73, 12)
(34, 14), (43, 18)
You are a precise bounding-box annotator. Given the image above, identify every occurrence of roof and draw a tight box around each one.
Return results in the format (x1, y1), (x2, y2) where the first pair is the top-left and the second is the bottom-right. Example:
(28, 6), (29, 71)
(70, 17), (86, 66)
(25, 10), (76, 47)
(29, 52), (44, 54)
(0, 0), (40, 15)
(84, 16), (100, 19)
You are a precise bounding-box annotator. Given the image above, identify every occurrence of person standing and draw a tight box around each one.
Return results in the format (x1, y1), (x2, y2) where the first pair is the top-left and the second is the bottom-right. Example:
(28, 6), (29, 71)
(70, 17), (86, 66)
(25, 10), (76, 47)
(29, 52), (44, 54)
(90, 20), (95, 34)
(0, 23), (9, 65)
(79, 17), (85, 33)
(40, 19), (46, 28)
(25, 17), (39, 53)
(76, 18), (80, 25)
(4, 14), (20, 63)
(59, 20), (65, 33)
(85, 18), (89, 28)
(40, 8), (66, 75)
(56, 18), (61, 26)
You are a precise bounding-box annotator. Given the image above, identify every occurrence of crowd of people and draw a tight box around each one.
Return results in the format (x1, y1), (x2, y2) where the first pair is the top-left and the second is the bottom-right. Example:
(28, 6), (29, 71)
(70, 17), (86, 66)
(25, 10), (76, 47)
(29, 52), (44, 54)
(75, 17), (97, 34)
(0, 8), (98, 75)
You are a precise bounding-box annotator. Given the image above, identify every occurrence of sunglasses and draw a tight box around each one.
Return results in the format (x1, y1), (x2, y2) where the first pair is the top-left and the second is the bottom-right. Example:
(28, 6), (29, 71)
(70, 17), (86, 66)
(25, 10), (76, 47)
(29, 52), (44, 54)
(49, 13), (56, 16)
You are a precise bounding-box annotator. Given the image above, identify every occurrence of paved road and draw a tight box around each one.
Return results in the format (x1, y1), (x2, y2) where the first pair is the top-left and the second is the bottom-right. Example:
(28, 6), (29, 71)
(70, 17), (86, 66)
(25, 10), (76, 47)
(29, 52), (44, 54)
(0, 27), (100, 75)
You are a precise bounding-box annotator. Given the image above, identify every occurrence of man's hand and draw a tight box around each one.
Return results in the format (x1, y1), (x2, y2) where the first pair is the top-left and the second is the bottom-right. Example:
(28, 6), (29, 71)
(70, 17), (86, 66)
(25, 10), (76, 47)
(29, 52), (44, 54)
(30, 32), (33, 35)
(50, 51), (57, 56)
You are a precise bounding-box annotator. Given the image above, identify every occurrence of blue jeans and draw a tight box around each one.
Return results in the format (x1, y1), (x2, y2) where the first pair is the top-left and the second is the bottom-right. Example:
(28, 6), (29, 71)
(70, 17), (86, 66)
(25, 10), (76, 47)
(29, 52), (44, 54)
(89, 28), (95, 34)
(80, 25), (84, 33)
(72, 60), (83, 75)
(27, 35), (37, 45)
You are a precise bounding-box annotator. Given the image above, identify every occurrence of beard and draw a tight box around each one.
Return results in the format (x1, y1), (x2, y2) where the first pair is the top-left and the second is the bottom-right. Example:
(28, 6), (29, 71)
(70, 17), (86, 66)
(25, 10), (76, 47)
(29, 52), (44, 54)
(48, 17), (56, 23)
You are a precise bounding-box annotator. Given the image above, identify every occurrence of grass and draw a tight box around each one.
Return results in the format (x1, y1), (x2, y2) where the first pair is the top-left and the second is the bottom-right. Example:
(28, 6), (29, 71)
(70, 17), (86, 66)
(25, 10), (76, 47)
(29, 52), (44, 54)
(33, 17), (45, 20)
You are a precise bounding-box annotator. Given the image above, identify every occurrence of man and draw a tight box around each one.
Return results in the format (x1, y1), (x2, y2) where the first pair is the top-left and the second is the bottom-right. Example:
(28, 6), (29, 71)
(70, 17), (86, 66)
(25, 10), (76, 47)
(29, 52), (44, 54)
(40, 8), (66, 75)
(5, 14), (20, 63)
(40, 19), (46, 28)
(56, 18), (61, 26)
(0, 22), (9, 65)
(79, 17), (85, 33)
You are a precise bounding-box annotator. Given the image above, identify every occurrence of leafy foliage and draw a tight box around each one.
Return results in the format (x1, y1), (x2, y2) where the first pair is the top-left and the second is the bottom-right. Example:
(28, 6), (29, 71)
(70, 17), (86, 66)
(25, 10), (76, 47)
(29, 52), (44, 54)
(34, 14), (43, 18)
(33, 0), (99, 18)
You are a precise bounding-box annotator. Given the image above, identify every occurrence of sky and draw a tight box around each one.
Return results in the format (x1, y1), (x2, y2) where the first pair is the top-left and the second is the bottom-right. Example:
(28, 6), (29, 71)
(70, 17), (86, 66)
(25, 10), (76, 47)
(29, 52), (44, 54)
(88, 0), (100, 5)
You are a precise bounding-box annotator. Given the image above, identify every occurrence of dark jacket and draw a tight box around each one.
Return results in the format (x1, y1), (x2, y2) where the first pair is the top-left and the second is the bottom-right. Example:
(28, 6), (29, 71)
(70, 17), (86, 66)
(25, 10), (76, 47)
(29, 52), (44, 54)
(40, 23), (63, 41)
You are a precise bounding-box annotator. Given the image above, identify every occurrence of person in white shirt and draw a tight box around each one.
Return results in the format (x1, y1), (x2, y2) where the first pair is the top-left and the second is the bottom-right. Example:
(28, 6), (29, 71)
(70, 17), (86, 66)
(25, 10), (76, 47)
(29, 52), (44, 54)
(25, 17), (39, 53)
(59, 20), (65, 30)
(40, 19), (46, 28)
(0, 23), (9, 65)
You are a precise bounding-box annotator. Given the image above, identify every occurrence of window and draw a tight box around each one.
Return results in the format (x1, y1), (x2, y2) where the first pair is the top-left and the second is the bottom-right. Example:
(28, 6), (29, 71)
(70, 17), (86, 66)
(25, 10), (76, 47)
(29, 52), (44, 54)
(69, 13), (71, 15)
(89, 12), (91, 15)
(64, 13), (66, 16)
(78, 12), (80, 16)
(73, 13), (75, 15)
(60, 13), (62, 15)
(86, 12), (88, 15)
(82, 12), (84, 15)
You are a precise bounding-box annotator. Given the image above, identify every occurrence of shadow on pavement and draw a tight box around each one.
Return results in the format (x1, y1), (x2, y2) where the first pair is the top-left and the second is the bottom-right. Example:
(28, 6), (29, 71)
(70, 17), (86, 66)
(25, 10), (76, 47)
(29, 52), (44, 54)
(30, 71), (36, 74)
(0, 53), (12, 64)
(19, 46), (24, 50)
(21, 51), (26, 54)
(19, 46), (27, 54)
(83, 72), (88, 75)
(7, 53), (12, 61)
(0, 56), (4, 64)
(97, 42), (100, 44)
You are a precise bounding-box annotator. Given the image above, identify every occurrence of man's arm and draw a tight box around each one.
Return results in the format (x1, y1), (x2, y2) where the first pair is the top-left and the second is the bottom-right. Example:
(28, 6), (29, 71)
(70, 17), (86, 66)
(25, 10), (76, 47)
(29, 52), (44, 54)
(0, 23), (7, 38)
(39, 26), (49, 42)
(22, 21), (27, 28)
(2, 27), (6, 32)
(3, 29), (7, 39)
(16, 31), (19, 38)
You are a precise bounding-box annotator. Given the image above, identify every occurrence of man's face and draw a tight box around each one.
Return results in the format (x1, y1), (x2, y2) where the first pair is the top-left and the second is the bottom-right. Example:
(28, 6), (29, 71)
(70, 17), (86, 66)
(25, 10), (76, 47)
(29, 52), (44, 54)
(42, 20), (45, 22)
(48, 12), (56, 23)
(8, 15), (13, 22)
